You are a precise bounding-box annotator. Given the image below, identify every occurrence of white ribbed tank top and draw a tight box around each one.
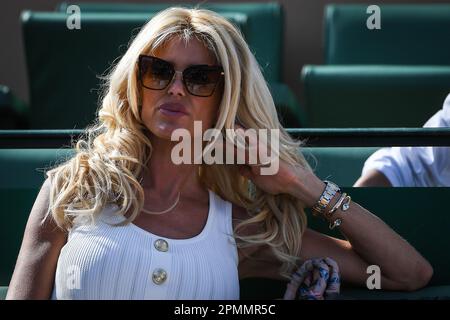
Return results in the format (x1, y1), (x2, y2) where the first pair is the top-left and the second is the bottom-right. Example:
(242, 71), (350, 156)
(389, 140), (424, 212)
(51, 190), (240, 300)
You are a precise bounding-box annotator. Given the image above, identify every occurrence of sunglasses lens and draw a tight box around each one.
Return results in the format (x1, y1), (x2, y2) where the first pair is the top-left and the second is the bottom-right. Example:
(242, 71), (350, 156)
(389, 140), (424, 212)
(184, 67), (223, 97)
(140, 57), (174, 90)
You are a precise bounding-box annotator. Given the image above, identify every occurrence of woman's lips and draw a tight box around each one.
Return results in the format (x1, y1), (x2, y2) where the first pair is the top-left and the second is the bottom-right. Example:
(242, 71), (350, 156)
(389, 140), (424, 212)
(158, 103), (188, 117)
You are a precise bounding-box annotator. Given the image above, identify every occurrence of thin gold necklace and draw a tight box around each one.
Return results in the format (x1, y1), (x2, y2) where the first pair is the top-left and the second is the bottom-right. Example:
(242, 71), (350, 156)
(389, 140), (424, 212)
(141, 191), (181, 215)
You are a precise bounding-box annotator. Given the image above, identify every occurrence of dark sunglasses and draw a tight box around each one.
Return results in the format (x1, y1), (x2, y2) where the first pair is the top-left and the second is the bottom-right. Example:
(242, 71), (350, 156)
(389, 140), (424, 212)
(138, 55), (224, 97)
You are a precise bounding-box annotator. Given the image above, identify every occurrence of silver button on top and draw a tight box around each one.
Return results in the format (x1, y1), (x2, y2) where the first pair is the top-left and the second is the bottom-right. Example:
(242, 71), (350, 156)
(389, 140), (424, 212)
(152, 268), (168, 285)
(154, 239), (169, 252)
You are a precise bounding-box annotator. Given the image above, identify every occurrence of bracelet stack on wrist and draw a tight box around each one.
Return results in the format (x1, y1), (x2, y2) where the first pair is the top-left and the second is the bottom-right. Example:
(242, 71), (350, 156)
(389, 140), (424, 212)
(311, 180), (352, 230)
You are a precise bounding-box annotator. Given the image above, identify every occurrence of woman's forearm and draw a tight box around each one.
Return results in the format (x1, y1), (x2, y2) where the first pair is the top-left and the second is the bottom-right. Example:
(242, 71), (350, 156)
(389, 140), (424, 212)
(324, 199), (432, 289)
(288, 170), (433, 290)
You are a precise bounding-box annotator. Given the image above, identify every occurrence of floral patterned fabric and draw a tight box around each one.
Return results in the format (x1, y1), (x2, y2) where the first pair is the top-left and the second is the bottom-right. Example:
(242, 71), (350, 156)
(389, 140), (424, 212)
(283, 257), (341, 300)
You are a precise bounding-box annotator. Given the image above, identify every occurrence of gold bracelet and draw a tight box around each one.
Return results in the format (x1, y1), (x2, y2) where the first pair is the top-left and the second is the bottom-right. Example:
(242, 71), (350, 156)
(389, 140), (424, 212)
(341, 195), (352, 212)
(327, 195), (352, 230)
(328, 192), (347, 216)
(329, 218), (342, 230)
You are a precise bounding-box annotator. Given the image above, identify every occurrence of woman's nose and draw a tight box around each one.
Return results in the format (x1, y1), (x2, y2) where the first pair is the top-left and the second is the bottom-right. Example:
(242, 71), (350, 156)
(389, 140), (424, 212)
(167, 70), (186, 97)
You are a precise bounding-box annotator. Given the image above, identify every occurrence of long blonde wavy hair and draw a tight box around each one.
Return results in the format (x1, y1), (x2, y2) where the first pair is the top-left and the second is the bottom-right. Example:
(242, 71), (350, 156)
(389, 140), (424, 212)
(47, 7), (312, 279)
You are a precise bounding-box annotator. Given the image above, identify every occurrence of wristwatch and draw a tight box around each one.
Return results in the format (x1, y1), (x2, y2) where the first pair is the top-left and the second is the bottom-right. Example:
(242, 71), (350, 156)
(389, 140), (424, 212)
(312, 180), (340, 215)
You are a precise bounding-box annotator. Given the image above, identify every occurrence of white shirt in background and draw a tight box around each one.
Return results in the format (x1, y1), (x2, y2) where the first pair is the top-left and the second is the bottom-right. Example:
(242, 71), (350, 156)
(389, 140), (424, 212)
(361, 94), (450, 187)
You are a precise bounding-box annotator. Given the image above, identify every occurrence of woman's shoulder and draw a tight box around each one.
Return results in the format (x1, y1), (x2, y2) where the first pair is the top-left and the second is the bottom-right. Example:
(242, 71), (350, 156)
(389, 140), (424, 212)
(32, 177), (67, 234)
(33, 177), (53, 221)
(6, 177), (67, 299)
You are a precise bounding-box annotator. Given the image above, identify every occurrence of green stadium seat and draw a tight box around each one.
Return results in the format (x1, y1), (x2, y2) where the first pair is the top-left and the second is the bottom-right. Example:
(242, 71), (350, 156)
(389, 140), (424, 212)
(21, 12), (241, 129)
(22, 6), (304, 129)
(325, 4), (450, 65)
(0, 286), (7, 300)
(301, 4), (450, 128)
(301, 65), (450, 127)
(57, 2), (284, 83)
(269, 82), (306, 128)
(0, 85), (29, 129)
(303, 147), (378, 186)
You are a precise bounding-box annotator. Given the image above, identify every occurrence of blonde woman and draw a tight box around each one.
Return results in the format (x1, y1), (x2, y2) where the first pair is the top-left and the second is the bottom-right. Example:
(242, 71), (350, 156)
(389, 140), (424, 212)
(7, 7), (432, 300)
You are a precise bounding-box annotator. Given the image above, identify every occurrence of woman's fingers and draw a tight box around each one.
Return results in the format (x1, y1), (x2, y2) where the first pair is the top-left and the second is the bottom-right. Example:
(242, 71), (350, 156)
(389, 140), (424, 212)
(284, 258), (341, 300)
(283, 259), (313, 300)
(283, 282), (299, 300)
(323, 257), (341, 297)
(300, 259), (330, 300)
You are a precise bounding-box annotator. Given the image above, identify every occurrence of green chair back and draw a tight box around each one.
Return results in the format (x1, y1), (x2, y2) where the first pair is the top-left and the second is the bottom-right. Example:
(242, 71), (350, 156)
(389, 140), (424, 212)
(57, 2), (283, 82)
(0, 286), (7, 299)
(22, 6), (306, 128)
(21, 12), (246, 129)
(325, 4), (450, 65)
(304, 147), (378, 186)
(301, 65), (450, 127)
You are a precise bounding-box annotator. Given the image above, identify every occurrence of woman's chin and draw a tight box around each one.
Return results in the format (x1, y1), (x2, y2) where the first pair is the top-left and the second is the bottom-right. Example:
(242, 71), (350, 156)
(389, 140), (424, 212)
(148, 121), (190, 140)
